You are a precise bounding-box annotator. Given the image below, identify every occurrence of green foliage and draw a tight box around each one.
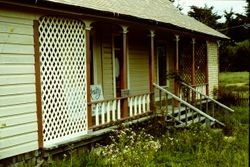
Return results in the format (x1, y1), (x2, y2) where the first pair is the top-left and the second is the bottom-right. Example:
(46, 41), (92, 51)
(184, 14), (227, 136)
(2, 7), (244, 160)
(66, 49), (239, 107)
(185, 2), (249, 72)
(220, 40), (250, 72)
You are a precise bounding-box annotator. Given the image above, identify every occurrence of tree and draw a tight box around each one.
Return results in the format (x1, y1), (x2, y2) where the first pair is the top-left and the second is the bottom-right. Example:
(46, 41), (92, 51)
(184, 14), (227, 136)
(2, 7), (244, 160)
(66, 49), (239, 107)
(188, 5), (221, 29)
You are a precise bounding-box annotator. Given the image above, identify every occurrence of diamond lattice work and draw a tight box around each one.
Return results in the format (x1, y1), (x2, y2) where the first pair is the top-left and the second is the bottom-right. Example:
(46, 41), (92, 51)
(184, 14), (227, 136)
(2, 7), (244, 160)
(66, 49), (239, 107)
(39, 16), (87, 146)
(195, 42), (207, 85)
(179, 42), (192, 84)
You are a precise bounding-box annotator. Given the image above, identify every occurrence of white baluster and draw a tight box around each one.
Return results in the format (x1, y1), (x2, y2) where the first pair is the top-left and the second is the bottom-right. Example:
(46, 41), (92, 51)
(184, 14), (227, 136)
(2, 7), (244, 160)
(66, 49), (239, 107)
(129, 97), (133, 117)
(147, 94), (150, 111)
(138, 96), (142, 114)
(101, 102), (105, 124)
(142, 95), (146, 113)
(112, 100), (116, 121)
(95, 103), (100, 126)
(117, 99), (121, 119)
(134, 96), (138, 115)
(107, 101), (110, 123)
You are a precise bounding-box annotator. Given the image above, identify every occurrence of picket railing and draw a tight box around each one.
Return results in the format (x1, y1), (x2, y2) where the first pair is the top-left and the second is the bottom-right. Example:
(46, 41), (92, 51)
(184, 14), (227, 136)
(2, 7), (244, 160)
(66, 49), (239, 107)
(128, 93), (150, 117)
(90, 93), (151, 127)
(91, 98), (121, 126)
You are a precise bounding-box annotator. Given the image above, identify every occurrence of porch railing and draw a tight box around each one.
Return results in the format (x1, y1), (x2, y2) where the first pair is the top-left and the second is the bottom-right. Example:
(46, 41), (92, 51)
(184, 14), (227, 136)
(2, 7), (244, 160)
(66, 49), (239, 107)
(179, 83), (207, 102)
(179, 82), (234, 126)
(154, 83), (225, 127)
(180, 82), (234, 112)
(89, 93), (151, 127)
(128, 93), (150, 117)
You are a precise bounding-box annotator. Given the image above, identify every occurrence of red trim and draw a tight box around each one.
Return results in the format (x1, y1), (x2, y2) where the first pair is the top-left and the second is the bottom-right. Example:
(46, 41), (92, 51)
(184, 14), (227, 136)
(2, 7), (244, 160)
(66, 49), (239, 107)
(149, 31), (155, 112)
(174, 35), (179, 99)
(86, 28), (92, 128)
(191, 39), (196, 102)
(33, 20), (44, 148)
(121, 29), (128, 118)
(205, 42), (209, 95)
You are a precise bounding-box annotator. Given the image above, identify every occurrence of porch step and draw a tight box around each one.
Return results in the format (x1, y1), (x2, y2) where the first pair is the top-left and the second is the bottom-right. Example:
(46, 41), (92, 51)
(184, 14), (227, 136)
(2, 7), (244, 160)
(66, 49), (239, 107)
(176, 116), (206, 127)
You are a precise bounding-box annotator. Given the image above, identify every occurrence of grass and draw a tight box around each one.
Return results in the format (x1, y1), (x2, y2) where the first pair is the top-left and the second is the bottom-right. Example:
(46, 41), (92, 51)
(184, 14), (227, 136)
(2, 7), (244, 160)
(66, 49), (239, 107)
(219, 71), (249, 87)
(46, 72), (249, 167)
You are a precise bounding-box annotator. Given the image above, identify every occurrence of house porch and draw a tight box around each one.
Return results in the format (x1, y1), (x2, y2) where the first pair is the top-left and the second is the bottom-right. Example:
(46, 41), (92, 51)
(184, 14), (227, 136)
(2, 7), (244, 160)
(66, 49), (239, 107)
(35, 17), (212, 149)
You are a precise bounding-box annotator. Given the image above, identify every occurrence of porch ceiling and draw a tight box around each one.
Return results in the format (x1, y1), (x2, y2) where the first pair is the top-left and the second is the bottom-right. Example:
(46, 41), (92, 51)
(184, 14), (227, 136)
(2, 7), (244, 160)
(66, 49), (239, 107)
(44, 0), (228, 39)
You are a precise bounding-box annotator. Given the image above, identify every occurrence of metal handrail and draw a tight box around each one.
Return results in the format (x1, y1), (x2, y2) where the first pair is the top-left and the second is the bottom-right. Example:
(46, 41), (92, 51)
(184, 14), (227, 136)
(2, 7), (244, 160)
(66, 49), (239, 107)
(180, 82), (234, 112)
(154, 83), (225, 126)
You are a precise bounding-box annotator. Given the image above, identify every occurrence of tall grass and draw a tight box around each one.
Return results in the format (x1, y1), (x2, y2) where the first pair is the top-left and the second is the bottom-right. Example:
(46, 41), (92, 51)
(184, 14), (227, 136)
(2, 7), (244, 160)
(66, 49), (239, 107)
(46, 72), (249, 167)
(47, 118), (249, 167)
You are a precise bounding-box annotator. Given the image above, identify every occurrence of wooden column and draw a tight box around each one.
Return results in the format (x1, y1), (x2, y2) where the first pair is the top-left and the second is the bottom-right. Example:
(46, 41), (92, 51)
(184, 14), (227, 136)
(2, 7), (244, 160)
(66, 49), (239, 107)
(174, 35), (180, 98)
(33, 20), (44, 148)
(85, 21), (93, 129)
(191, 38), (196, 102)
(191, 38), (195, 86)
(205, 41), (209, 95)
(149, 30), (155, 112)
(121, 26), (129, 118)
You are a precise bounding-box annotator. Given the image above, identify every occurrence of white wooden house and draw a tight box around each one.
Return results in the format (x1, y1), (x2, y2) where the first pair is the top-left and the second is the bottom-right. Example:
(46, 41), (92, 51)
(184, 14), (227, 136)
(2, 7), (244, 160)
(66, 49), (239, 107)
(0, 0), (231, 164)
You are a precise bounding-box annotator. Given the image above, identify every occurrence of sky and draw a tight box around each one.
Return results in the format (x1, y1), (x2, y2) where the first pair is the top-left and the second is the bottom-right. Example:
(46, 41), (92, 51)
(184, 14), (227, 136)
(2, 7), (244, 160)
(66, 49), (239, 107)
(173, 0), (248, 22)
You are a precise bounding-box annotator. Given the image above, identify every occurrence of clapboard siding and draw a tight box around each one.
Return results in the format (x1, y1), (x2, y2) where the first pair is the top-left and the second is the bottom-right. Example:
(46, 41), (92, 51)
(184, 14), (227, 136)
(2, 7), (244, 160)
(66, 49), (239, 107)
(207, 41), (219, 97)
(0, 74), (35, 85)
(101, 34), (114, 98)
(0, 122), (37, 138)
(0, 103), (36, 117)
(0, 9), (38, 160)
(0, 141), (38, 160)
(0, 54), (34, 64)
(0, 15), (33, 25)
(129, 38), (150, 95)
(0, 93), (36, 107)
(0, 44), (34, 54)
(0, 22), (33, 35)
(0, 33), (33, 45)
(0, 132), (38, 149)
(0, 84), (35, 96)
(0, 65), (35, 74)
(0, 113), (36, 127)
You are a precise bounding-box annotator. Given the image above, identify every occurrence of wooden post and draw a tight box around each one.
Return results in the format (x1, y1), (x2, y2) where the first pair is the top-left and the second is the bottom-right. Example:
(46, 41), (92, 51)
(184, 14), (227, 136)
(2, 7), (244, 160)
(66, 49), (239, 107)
(121, 26), (129, 118)
(174, 35), (180, 98)
(85, 21), (93, 129)
(149, 30), (155, 112)
(205, 41), (209, 95)
(191, 38), (196, 102)
(33, 20), (44, 148)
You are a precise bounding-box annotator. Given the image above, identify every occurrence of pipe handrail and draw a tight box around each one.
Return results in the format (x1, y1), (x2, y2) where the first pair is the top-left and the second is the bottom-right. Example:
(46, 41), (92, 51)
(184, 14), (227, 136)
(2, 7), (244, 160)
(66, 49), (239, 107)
(180, 82), (234, 112)
(154, 83), (225, 126)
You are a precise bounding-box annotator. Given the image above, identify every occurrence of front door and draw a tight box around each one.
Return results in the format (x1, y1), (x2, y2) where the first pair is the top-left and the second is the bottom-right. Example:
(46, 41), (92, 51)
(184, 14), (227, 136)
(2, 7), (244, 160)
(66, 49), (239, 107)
(157, 45), (167, 86)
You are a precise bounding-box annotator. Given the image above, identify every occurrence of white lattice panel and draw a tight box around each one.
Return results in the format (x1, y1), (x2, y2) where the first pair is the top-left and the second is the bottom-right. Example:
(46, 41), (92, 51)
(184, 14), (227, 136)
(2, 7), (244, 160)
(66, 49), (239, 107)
(38, 16), (87, 146)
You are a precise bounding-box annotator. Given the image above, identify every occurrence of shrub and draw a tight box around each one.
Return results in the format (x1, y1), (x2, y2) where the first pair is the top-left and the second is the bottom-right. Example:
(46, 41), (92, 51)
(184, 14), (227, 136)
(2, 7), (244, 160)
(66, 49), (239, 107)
(214, 86), (244, 106)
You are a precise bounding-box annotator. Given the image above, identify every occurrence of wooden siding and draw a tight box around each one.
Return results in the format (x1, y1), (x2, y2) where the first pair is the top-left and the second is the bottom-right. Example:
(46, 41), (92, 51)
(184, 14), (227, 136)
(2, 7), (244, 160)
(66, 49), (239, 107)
(129, 38), (150, 95)
(101, 32), (114, 98)
(207, 41), (219, 97)
(0, 9), (38, 160)
(166, 42), (175, 92)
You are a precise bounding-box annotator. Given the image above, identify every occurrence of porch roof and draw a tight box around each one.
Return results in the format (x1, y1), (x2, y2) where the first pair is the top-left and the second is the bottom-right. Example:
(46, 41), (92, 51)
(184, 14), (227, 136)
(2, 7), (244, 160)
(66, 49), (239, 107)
(45, 0), (228, 39)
